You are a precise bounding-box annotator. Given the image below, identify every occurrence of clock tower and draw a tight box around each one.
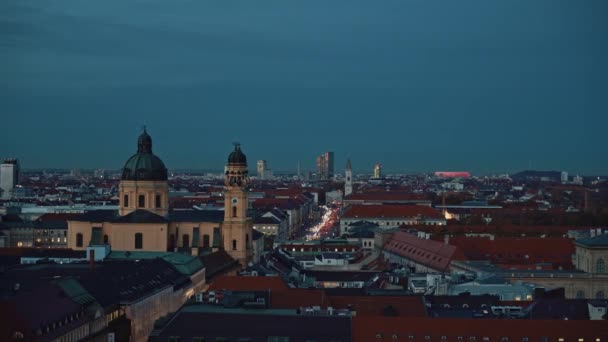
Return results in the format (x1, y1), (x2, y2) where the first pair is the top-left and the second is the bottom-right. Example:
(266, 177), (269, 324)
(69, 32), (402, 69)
(223, 143), (253, 265)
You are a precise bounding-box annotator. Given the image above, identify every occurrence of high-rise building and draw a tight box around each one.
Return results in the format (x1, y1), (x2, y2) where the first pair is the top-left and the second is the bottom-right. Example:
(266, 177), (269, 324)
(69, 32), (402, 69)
(0, 158), (19, 199)
(316, 151), (334, 180)
(373, 163), (382, 179)
(561, 171), (569, 183)
(257, 160), (268, 179)
(344, 158), (353, 197)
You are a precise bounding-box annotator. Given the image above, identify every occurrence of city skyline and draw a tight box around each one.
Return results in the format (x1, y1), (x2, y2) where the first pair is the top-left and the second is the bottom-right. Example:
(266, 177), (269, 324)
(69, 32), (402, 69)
(2, 1), (607, 174)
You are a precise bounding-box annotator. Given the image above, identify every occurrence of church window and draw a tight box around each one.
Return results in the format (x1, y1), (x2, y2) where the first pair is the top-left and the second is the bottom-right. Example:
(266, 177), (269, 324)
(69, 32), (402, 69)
(232, 239), (237, 250)
(192, 228), (200, 247)
(135, 233), (143, 249)
(76, 233), (83, 247)
(155, 194), (162, 208)
(123, 194), (129, 207)
(183, 234), (190, 247)
(232, 206), (237, 218)
(203, 234), (210, 248)
(597, 258), (606, 273)
(138, 194), (145, 208)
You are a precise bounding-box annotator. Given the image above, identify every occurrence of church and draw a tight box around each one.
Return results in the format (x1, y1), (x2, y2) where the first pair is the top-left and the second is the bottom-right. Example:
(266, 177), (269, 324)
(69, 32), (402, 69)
(67, 129), (253, 265)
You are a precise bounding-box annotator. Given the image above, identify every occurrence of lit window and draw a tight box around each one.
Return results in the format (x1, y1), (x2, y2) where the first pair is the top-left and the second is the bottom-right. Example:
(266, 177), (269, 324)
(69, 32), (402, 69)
(578, 339), (584, 342)
(514, 296), (521, 301)
(558, 339), (564, 342)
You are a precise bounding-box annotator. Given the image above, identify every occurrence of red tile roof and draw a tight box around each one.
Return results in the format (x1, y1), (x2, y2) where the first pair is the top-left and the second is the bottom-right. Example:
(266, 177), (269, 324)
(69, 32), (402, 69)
(384, 232), (462, 272)
(36, 213), (80, 222)
(352, 317), (608, 342)
(449, 237), (575, 269)
(208, 276), (289, 292)
(343, 204), (442, 219)
(329, 295), (426, 317)
(345, 192), (429, 202)
(271, 289), (328, 308)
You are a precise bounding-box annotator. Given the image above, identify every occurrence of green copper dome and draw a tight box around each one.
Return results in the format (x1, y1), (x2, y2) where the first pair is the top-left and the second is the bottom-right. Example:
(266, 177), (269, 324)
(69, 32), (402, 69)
(121, 129), (168, 181)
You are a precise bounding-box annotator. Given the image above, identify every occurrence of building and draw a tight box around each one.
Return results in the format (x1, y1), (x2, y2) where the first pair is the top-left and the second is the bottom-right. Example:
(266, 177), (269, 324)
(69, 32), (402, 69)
(345, 158), (353, 197)
(67, 130), (253, 266)
(561, 171), (569, 183)
(434, 171), (471, 178)
(149, 291), (352, 342)
(373, 163), (382, 179)
(340, 204), (446, 235)
(256, 160), (272, 180)
(316, 151), (334, 180)
(1, 255), (204, 342)
(383, 231), (463, 273)
(0, 158), (19, 199)
(352, 317), (608, 342)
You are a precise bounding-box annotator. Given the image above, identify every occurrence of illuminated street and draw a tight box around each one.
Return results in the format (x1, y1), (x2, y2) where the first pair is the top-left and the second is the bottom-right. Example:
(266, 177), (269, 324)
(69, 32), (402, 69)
(306, 204), (340, 241)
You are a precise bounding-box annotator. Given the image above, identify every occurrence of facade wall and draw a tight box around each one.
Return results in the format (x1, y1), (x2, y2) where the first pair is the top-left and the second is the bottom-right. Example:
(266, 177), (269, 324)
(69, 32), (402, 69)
(119, 180), (169, 217)
(168, 221), (221, 249)
(575, 245), (608, 274)
(105, 223), (169, 252)
(69, 221), (169, 252)
(507, 275), (608, 300)
(341, 218), (446, 235)
(67, 221), (94, 250)
(125, 286), (181, 342)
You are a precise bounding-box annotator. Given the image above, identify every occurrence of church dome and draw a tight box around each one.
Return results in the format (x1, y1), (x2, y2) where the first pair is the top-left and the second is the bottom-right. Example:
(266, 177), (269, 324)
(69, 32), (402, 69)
(121, 129), (168, 181)
(228, 143), (247, 165)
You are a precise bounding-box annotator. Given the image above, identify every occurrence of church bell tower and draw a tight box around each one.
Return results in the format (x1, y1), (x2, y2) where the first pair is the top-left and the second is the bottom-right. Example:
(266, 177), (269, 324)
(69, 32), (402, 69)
(345, 158), (353, 197)
(223, 143), (253, 265)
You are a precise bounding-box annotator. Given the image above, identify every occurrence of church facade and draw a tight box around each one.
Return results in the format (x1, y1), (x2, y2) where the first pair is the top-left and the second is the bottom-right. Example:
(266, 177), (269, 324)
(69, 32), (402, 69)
(67, 130), (253, 265)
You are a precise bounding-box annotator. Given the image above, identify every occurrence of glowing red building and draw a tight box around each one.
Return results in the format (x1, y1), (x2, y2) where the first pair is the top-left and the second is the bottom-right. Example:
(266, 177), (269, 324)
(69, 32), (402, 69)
(434, 171), (471, 178)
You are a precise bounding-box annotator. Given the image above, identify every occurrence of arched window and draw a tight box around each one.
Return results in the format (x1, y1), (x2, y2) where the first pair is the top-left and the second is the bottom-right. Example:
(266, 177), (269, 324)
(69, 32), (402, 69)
(232, 206), (237, 218)
(182, 234), (190, 248)
(232, 239), (237, 250)
(203, 234), (210, 248)
(76, 233), (83, 247)
(155, 194), (161, 208)
(138, 195), (145, 208)
(246, 234), (249, 249)
(597, 259), (606, 274)
(134, 233), (143, 249)
(597, 291), (605, 300)
(103, 235), (109, 244)
(123, 194), (129, 207)
(575, 290), (585, 299)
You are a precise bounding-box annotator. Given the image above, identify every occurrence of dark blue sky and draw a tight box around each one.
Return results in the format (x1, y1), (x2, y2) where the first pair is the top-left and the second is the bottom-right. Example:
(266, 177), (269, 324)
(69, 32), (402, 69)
(1, 0), (606, 175)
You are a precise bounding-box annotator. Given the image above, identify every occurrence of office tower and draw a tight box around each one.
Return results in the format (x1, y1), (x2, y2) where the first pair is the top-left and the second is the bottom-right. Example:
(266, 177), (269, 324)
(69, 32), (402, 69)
(257, 160), (268, 180)
(0, 158), (19, 199)
(561, 171), (569, 183)
(316, 151), (334, 180)
(373, 163), (382, 179)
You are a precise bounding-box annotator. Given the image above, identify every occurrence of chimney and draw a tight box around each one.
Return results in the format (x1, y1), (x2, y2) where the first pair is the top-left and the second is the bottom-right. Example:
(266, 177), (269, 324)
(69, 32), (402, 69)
(89, 249), (95, 271)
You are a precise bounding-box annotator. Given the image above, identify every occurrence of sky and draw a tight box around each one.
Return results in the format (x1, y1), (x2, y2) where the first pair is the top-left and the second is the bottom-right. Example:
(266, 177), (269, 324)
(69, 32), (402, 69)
(1, 0), (607, 175)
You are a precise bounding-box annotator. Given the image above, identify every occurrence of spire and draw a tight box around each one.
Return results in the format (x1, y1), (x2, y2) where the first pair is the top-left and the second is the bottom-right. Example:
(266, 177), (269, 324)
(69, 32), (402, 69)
(346, 158), (352, 170)
(137, 127), (152, 153)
